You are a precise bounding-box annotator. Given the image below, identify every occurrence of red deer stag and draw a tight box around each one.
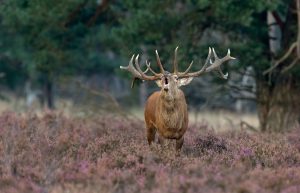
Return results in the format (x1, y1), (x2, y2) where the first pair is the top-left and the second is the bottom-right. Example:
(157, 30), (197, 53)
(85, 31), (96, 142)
(120, 47), (235, 152)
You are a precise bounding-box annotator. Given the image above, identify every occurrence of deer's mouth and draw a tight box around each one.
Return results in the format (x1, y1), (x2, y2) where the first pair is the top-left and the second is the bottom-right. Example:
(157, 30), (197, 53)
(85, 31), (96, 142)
(163, 77), (169, 91)
(164, 77), (168, 84)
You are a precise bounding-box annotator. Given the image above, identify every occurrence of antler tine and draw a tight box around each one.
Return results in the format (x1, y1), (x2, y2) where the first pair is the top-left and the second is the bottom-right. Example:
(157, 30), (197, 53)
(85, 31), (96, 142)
(200, 47), (212, 72)
(182, 61), (193, 74)
(173, 46), (179, 74)
(143, 67), (149, 74)
(145, 61), (160, 76)
(134, 54), (144, 74)
(212, 47), (219, 59)
(155, 50), (165, 74)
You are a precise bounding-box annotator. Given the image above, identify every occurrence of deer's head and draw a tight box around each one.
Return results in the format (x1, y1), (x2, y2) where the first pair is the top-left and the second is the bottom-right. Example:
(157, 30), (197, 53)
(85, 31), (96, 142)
(154, 71), (192, 100)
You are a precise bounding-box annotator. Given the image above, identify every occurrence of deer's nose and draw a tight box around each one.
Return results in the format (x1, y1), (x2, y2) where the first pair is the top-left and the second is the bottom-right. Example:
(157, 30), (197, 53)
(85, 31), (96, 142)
(163, 84), (169, 91)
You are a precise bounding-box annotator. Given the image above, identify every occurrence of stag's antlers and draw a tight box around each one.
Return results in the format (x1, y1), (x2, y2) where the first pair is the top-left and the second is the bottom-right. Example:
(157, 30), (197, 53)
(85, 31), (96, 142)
(120, 47), (235, 82)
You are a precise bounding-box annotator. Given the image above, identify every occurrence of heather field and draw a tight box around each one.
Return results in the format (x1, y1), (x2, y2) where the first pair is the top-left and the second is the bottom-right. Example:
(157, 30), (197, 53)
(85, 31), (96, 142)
(0, 111), (300, 193)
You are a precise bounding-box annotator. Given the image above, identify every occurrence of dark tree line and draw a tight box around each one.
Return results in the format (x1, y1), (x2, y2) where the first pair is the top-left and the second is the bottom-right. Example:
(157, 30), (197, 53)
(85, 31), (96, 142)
(0, 0), (299, 131)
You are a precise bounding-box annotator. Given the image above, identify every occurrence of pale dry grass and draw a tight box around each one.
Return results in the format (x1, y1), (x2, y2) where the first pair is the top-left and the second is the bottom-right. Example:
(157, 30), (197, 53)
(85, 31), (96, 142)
(130, 108), (259, 131)
(0, 94), (74, 115)
(189, 110), (259, 131)
(0, 100), (12, 112)
(0, 95), (259, 131)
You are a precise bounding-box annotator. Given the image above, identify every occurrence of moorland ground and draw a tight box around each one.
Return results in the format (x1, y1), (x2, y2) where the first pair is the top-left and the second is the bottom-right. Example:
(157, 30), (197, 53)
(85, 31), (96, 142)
(0, 111), (299, 193)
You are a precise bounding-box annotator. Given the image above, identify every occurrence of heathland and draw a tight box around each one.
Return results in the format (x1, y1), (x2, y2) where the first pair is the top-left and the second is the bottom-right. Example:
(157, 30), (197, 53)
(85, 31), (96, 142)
(0, 112), (299, 193)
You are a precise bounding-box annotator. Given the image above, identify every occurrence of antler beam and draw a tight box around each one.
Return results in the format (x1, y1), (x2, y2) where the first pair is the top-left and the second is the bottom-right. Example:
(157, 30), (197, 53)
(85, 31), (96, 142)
(177, 47), (235, 79)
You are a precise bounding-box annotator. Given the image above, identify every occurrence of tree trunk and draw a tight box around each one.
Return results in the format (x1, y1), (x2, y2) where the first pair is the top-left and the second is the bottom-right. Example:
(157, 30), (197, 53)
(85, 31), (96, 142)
(256, 77), (300, 132)
(258, 5), (300, 132)
(44, 78), (55, 109)
(267, 11), (281, 55)
(139, 82), (147, 107)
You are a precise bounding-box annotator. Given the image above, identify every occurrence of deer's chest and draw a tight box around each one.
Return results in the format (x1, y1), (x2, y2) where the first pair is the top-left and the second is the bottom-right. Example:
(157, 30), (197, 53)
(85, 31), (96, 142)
(156, 106), (188, 139)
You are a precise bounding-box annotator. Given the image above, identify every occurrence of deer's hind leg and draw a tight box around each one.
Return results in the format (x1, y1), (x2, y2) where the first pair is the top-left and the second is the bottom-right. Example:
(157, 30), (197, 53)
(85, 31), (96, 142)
(146, 126), (156, 146)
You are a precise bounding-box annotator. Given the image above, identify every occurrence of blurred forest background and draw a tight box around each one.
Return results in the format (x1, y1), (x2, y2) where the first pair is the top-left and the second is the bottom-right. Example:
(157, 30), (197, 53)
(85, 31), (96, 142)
(0, 0), (299, 132)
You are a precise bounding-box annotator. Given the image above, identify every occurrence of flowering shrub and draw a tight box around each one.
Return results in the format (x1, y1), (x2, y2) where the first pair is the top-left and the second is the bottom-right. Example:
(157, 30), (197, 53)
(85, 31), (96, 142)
(0, 111), (299, 193)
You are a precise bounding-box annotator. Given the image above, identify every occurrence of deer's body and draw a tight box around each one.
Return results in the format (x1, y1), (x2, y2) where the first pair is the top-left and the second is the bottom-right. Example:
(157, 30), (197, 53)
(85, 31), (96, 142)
(120, 47), (235, 153)
(145, 89), (188, 149)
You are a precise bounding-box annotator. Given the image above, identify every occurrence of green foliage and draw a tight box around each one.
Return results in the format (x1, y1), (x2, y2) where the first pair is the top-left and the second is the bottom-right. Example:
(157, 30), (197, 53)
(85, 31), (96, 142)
(111, 0), (283, 74)
(0, 0), (120, 89)
(0, 0), (290, 86)
(0, 0), (298, 107)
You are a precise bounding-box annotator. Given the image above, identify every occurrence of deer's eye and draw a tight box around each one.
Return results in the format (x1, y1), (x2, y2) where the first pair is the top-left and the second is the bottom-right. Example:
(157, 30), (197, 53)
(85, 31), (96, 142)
(164, 77), (168, 84)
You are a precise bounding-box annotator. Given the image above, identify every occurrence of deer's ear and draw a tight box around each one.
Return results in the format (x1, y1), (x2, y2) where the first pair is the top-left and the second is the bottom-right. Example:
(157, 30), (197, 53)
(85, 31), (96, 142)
(155, 80), (162, 87)
(178, 77), (193, 87)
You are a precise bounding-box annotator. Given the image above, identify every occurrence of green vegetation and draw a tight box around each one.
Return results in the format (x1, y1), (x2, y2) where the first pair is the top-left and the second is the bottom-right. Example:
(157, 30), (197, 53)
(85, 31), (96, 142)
(0, 0), (299, 131)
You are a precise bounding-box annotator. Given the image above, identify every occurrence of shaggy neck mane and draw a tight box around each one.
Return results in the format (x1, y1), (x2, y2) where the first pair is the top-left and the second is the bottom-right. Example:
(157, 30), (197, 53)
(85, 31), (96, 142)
(157, 89), (185, 129)
(159, 89), (182, 112)
(158, 89), (184, 115)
